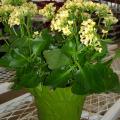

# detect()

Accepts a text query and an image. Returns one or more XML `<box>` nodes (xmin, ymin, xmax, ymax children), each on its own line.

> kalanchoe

<box><xmin>0</xmin><ymin>0</ymin><xmax>119</xmax><ymax>95</ymax></box>
<box><xmin>8</xmin><ymin>2</ymin><xmax>38</xmax><ymax>27</ymax></box>
<box><xmin>1</xmin><ymin>0</ymin><xmax>27</xmax><ymax>5</ymax></box>
<box><xmin>8</xmin><ymin>7</ymin><xmax>21</xmax><ymax>27</ymax></box>
<box><xmin>51</xmin><ymin>0</ymin><xmax>118</xmax><ymax>52</ymax></box>
<box><xmin>39</xmin><ymin>3</ymin><xmax>56</xmax><ymax>20</ymax></box>
<box><xmin>79</xmin><ymin>19</ymin><xmax>102</xmax><ymax>52</ymax></box>
<box><xmin>33</xmin><ymin>31</ymin><xmax>40</xmax><ymax>38</ymax></box>
<box><xmin>0</xmin><ymin>4</ymin><xmax>14</xmax><ymax>22</ymax></box>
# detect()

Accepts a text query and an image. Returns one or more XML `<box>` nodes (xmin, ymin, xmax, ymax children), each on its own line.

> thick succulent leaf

<box><xmin>0</xmin><ymin>48</ymin><xmax>29</xmax><ymax>68</ymax></box>
<box><xmin>9</xmin><ymin>49</ymin><xmax>28</xmax><ymax>68</ymax></box>
<box><xmin>0</xmin><ymin>44</ymin><xmax>9</xmax><ymax>52</ymax></box>
<box><xmin>72</xmin><ymin>63</ymin><xmax>120</xmax><ymax>95</ymax></box>
<box><xmin>62</xmin><ymin>40</ymin><xmax>76</xmax><ymax>56</ymax></box>
<box><xmin>0</xmin><ymin>57</ymin><xmax>10</xmax><ymax>67</ymax></box>
<box><xmin>10</xmin><ymin>36</ymin><xmax>30</xmax><ymax>48</ymax></box>
<box><xmin>32</xmin><ymin>29</ymin><xmax>52</xmax><ymax>55</ymax></box>
<box><xmin>44</xmin><ymin>69</ymin><xmax>71</xmax><ymax>88</ymax></box>
<box><xmin>15</xmin><ymin>68</ymin><xmax>41</xmax><ymax>88</ymax></box>
<box><xmin>43</xmin><ymin>49</ymin><xmax>70</xmax><ymax>70</ymax></box>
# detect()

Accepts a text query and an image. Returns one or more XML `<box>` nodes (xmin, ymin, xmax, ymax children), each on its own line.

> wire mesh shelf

<box><xmin>0</xmin><ymin>92</ymin><xmax>120</xmax><ymax>120</ymax></box>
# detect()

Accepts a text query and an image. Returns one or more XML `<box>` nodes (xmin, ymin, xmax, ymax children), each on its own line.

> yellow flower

<box><xmin>33</xmin><ymin>31</ymin><xmax>40</xmax><ymax>38</ymax></box>
<box><xmin>1</xmin><ymin>0</ymin><xmax>27</xmax><ymax>5</ymax></box>
<box><xmin>59</xmin><ymin>10</ymin><xmax>69</xmax><ymax>18</ymax></box>
<box><xmin>79</xmin><ymin>19</ymin><xmax>102</xmax><ymax>52</ymax></box>
<box><xmin>68</xmin><ymin>20</ymin><xmax>73</xmax><ymax>25</ymax></box>
<box><xmin>39</xmin><ymin>3</ymin><xmax>56</xmax><ymax>20</ymax></box>
<box><xmin>34</xmin><ymin>31</ymin><xmax>39</xmax><ymax>35</ymax></box>
<box><xmin>22</xmin><ymin>2</ymin><xmax>38</xmax><ymax>15</ymax></box>
<box><xmin>62</xmin><ymin>26</ymin><xmax>71</xmax><ymax>36</ymax></box>
<box><xmin>8</xmin><ymin>2</ymin><xmax>37</xmax><ymax>27</ymax></box>
<box><xmin>0</xmin><ymin>4</ymin><xmax>14</xmax><ymax>15</ymax></box>
<box><xmin>8</xmin><ymin>7</ymin><xmax>21</xmax><ymax>27</ymax></box>
<box><xmin>8</xmin><ymin>17</ymin><xmax>20</xmax><ymax>27</ymax></box>
<box><xmin>102</xmin><ymin>29</ymin><xmax>108</xmax><ymax>34</ymax></box>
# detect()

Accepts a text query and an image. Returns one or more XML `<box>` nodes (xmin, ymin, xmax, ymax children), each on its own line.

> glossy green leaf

<box><xmin>9</xmin><ymin>49</ymin><xmax>28</xmax><ymax>68</ymax></box>
<box><xmin>72</xmin><ymin>63</ymin><xmax>120</xmax><ymax>95</ymax></box>
<box><xmin>43</xmin><ymin>49</ymin><xmax>70</xmax><ymax>70</ymax></box>
<box><xmin>0</xmin><ymin>57</ymin><xmax>10</xmax><ymax>67</ymax></box>
<box><xmin>62</xmin><ymin>40</ymin><xmax>76</xmax><ymax>56</ymax></box>
<box><xmin>44</xmin><ymin>69</ymin><xmax>71</xmax><ymax>88</ymax></box>
<box><xmin>0</xmin><ymin>44</ymin><xmax>9</xmax><ymax>52</ymax></box>
<box><xmin>15</xmin><ymin>68</ymin><xmax>40</xmax><ymax>88</ymax></box>
<box><xmin>32</xmin><ymin>29</ymin><xmax>52</xmax><ymax>55</ymax></box>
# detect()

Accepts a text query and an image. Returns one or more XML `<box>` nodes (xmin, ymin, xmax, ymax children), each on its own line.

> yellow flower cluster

<box><xmin>0</xmin><ymin>4</ymin><xmax>14</xmax><ymax>22</ymax></box>
<box><xmin>39</xmin><ymin>3</ymin><xmax>56</xmax><ymax>20</ymax></box>
<box><xmin>104</xmin><ymin>16</ymin><xmax>118</xmax><ymax>26</ymax></box>
<box><xmin>21</xmin><ymin>2</ymin><xmax>38</xmax><ymax>15</ymax></box>
<box><xmin>51</xmin><ymin>9</ymin><xmax>73</xmax><ymax>36</ymax></box>
<box><xmin>64</xmin><ymin>0</ymin><xmax>82</xmax><ymax>9</ymax></box>
<box><xmin>83</xmin><ymin>1</ymin><xmax>118</xmax><ymax>26</ymax></box>
<box><xmin>1</xmin><ymin>0</ymin><xmax>27</xmax><ymax>5</ymax></box>
<box><xmin>8</xmin><ymin>2</ymin><xmax>38</xmax><ymax>27</ymax></box>
<box><xmin>79</xmin><ymin>19</ymin><xmax>102</xmax><ymax>52</ymax></box>
<box><xmin>50</xmin><ymin>0</ymin><xmax>117</xmax><ymax>52</ymax></box>
<box><xmin>32</xmin><ymin>31</ymin><xmax>41</xmax><ymax>38</ymax></box>
<box><xmin>0</xmin><ymin>4</ymin><xmax>14</xmax><ymax>15</ymax></box>
<box><xmin>8</xmin><ymin>7</ymin><xmax>21</xmax><ymax>27</ymax></box>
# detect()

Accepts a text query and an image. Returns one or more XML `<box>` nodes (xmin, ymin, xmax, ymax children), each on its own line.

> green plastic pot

<box><xmin>30</xmin><ymin>85</ymin><xmax>85</xmax><ymax>120</ymax></box>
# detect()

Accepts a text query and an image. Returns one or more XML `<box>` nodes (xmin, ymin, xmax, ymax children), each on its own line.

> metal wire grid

<box><xmin>0</xmin><ymin>94</ymin><xmax>38</xmax><ymax>120</ymax></box>
<box><xmin>0</xmin><ymin>67</ymin><xmax>15</xmax><ymax>83</ymax></box>
<box><xmin>84</xmin><ymin>93</ymin><xmax>120</xmax><ymax>115</ymax></box>
<box><xmin>0</xmin><ymin>92</ymin><xmax>120</xmax><ymax>120</ymax></box>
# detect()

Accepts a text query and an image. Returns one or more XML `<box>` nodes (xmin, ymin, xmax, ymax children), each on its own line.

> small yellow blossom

<box><xmin>103</xmin><ymin>16</ymin><xmax>118</xmax><ymax>25</ymax></box>
<box><xmin>62</xmin><ymin>26</ymin><xmax>71</xmax><ymax>36</ymax></box>
<box><xmin>22</xmin><ymin>2</ymin><xmax>38</xmax><ymax>15</ymax></box>
<box><xmin>68</xmin><ymin>21</ymin><xmax>73</xmax><ymax>25</ymax></box>
<box><xmin>102</xmin><ymin>29</ymin><xmax>108</xmax><ymax>34</ymax></box>
<box><xmin>1</xmin><ymin>0</ymin><xmax>27</xmax><ymax>5</ymax></box>
<box><xmin>0</xmin><ymin>4</ymin><xmax>14</xmax><ymax>15</ymax></box>
<box><xmin>79</xmin><ymin>19</ymin><xmax>102</xmax><ymax>52</ymax></box>
<box><xmin>34</xmin><ymin>31</ymin><xmax>39</xmax><ymax>35</ymax></box>
<box><xmin>59</xmin><ymin>10</ymin><xmax>69</xmax><ymax>18</ymax></box>
<box><xmin>33</xmin><ymin>31</ymin><xmax>40</xmax><ymax>38</ymax></box>
<box><xmin>8</xmin><ymin>7</ymin><xmax>21</xmax><ymax>27</ymax></box>
<box><xmin>39</xmin><ymin>3</ymin><xmax>56</xmax><ymax>20</ymax></box>
<box><xmin>8</xmin><ymin>2</ymin><xmax>37</xmax><ymax>27</ymax></box>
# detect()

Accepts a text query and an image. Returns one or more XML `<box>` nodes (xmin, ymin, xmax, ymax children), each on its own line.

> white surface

<box><xmin>101</xmin><ymin>99</ymin><xmax>120</xmax><ymax>120</ymax></box>
<box><xmin>0</xmin><ymin>82</ymin><xmax>13</xmax><ymax>94</ymax></box>
<box><xmin>0</xmin><ymin>93</ymin><xmax>32</xmax><ymax>118</ymax></box>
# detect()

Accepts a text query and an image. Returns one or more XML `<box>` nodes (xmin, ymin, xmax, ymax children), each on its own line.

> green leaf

<box><xmin>43</xmin><ymin>49</ymin><xmax>70</xmax><ymax>70</ymax></box>
<box><xmin>15</xmin><ymin>68</ymin><xmax>41</xmax><ymax>88</ymax></box>
<box><xmin>72</xmin><ymin>63</ymin><xmax>120</xmax><ymax>95</ymax></box>
<box><xmin>32</xmin><ymin>29</ymin><xmax>52</xmax><ymax>55</ymax></box>
<box><xmin>62</xmin><ymin>40</ymin><xmax>76</xmax><ymax>56</ymax></box>
<box><xmin>44</xmin><ymin>69</ymin><xmax>71</xmax><ymax>88</ymax></box>
<box><xmin>0</xmin><ymin>57</ymin><xmax>10</xmax><ymax>67</ymax></box>
<box><xmin>10</xmin><ymin>36</ymin><xmax>29</xmax><ymax>48</ymax></box>
<box><xmin>9</xmin><ymin>49</ymin><xmax>28</xmax><ymax>68</ymax></box>
<box><xmin>0</xmin><ymin>44</ymin><xmax>9</xmax><ymax>52</ymax></box>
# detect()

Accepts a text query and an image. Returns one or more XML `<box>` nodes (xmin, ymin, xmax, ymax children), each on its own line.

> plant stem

<box><xmin>3</xmin><ymin>39</ymin><xmax>9</xmax><ymax>47</ymax></box>
<box><xmin>12</xmin><ymin>27</ymin><xmax>18</xmax><ymax>36</ymax></box>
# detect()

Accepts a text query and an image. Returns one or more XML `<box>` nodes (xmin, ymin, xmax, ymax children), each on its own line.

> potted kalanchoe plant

<box><xmin>0</xmin><ymin>0</ymin><xmax>120</xmax><ymax>120</ymax></box>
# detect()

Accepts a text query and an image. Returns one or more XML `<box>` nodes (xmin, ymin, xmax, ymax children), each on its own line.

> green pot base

<box><xmin>30</xmin><ymin>85</ymin><xmax>85</xmax><ymax>120</ymax></box>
